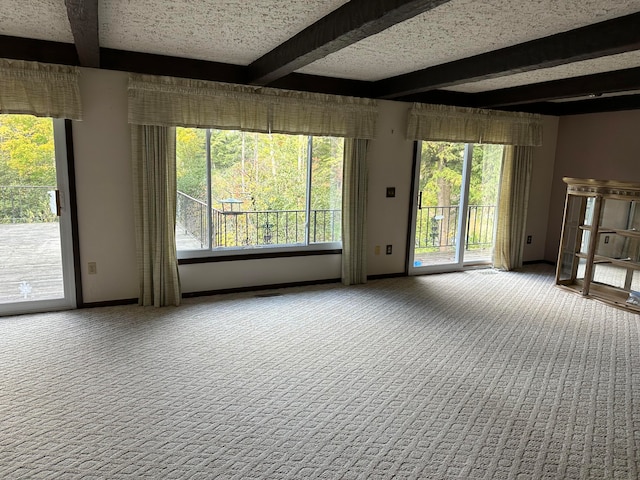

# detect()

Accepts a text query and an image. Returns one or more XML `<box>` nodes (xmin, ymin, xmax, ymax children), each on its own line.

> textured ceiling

<box><xmin>0</xmin><ymin>0</ymin><xmax>72</xmax><ymax>43</ymax></box>
<box><xmin>297</xmin><ymin>0</ymin><xmax>640</xmax><ymax>82</ymax></box>
<box><xmin>1</xmin><ymin>0</ymin><xmax>639</xmax><ymax>114</ymax></box>
<box><xmin>99</xmin><ymin>0</ymin><xmax>349</xmax><ymax>65</ymax></box>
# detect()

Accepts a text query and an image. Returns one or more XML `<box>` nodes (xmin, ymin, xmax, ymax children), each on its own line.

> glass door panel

<box><xmin>0</xmin><ymin>116</ymin><xmax>75</xmax><ymax>315</ymax></box>
<box><xmin>410</xmin><ymin>141</ymin><xmax>503</xmax><ymax>274</ymax></box>
<box><xmin>463</xmin><ymin>143</ymin><xmax>503</xmax><ymax>264</ymax></box>
<box><xmin>412</xmin><ymin>141</ymin><xmax>465</xmax><ymax>268</ymax></box>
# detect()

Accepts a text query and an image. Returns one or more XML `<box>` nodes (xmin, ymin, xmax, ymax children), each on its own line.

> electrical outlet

<box><xmin>526</xmin><ymin>235</ymin><xmax>532</xmax><ymax>244</ymax></box>
<box><xmin>386</xmin><ymin>245</ymin><xmax>392</xmax><ymax>255</ymax></box>
<box><xmin>386</xmin><ymin>187</ymin><xmax>395</xmax><ymax>198</ymax></box>
<box><xmin>604</xmin><ymin>235</ymin><xmax>610</xmax><ymax>244</ymax></box>
<box><xmin>88</xmin><ymin>262</ymin><xmax>97</xmax><ymax>275</ymax></box>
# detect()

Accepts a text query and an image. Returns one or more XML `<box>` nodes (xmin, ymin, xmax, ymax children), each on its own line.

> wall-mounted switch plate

<box><xmin>386</xmin><ymin>187</ymin><xmax>395</xmax><ymax>198</ymax></box>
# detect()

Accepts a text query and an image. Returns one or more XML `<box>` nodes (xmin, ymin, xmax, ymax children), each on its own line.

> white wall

<box><xmin>73</xmin><ymin>68</ymin><xmax>137</xmax><ymax>303</ymax></box>
<box><xmin>523</xmin><ymin>115</ymin><xmax>559</xmax><ymax>262</ymax></box>
<box><xmin>70</xmin><ymin>69</ymin><xmax>560</xmax><ymax>303</ymax></box>
<box><xmin>366</xmin><ymin>100</ymin><xmax>415</xmax><ymax>276</ymax></box>
<box><xmin>545</xmin><ymin>110</ymin><xmax>640</xmax><ymax>261</ymax></box>
<box><xmin>180</xmin><ymin>255</ymin><xmax>342</xmax><ymax>293</ymax></box>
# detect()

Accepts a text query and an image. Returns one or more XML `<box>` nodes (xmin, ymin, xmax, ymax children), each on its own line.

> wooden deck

<box><xmin>414</xmin><ymin>246</ymin><xmax>494</xmax><ymax>267</ymax></box>
<box><xmin>0</xmin><ymin>223</ymin><xmax>203</xmax><ymax>305</ymax></box>
<box><xmin>0</xmin><ymin>222</ymin><xmax>64</xmax><ymax>304</ymax></box>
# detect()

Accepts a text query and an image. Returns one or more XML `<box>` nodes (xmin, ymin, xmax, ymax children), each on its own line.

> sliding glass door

<box><xmin>0</xmin><ymin>116</ymin><xmax>76</xmax><ymax>315</ymax></box>
<box><xmin>409</xmin><ymin>141</ymin><xmax>503</xmax><ymax>274</ymax></box>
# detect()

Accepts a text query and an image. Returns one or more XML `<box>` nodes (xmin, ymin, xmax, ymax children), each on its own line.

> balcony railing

<box><xmin>415</xmin><ymin>205</ymin><xmax>496</xmax><ymax>251</ymax></box>
<box><xmin>0</xmin><ymin>186</ymin><xmax>57</xmax><ymax>223</ymax></box>
<box><xmin>177</xmin><ymin>191</ymin><xmax>341</xmax><ymax>249</ymax></box>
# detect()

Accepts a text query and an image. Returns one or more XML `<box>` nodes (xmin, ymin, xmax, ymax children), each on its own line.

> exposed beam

<box><xmin>100</xmin><ymin>49</ymin><xmax>247</xmax><ymax>84</ymax></box>
<box><xmin>473</xmin><ymin>67</ymin><xmax>640</xmax><ymax>108</ymax></box>
<box><xmin>498</xmin><ymin>94</ymin><xmax>640</xmax><ymax>116</ymax></box>
<box><xmin>65</xmin><ymin>0</ymin><xmax>100</xmax><ymax>67</ymax></box>
<box><xmin>547</xmin><ymin>94</ymin><xmax>640</xmax><ymax>116</ymax></box>
<box><xmin>374</xmin><ymin>12</ymin><xmax>640</xmax><ymax>99</ymax></box>
<box><xmin>247</xmin><ymin>0</ymin><xmax>453</xmax><ymax>85</ymax></box>
<box><xmin>0</xmin><ymin>35</ymin><xmax>79</xmax><ymax>65</ymax></box>
<box><xmin>268</xmin><ymin>72</ymin><xmax>375</xmax><ymax>98</ymax></box>
<box><xmin>100</xmin><ymin>49</ymin><xmax>374</xmax><ymax>99</ymax></box>
<box><xmin>394</xmin><ymin>89</ymin><xmax>475</xmax><ymax>106</ymax></box>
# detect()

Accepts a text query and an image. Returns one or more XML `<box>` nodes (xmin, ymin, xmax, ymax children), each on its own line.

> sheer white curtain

<box><xmin>406</xmin><ymin>103</ymin><xmax>542</xmax><ymax>270</ymax></box>
<box><xmin>342</xmin><ymin>139</ymin><xmax>369</xmax><ymax>285</ymax></box>
<box><xmin>493</xmin><ymin>146</ymin><xmax>533</xmax><ymax>270</ymax></box>
<box><xmin>131</xmin><ymin>125</ymin><xmax>181</xmax><ymax>306</ymax></box>
<box><xmin>0</xmin><ymin>58</ymin><xmax>82</xmax><ymax>119</ymax></box>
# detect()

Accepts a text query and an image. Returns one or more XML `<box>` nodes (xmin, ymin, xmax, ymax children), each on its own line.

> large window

<box><xmin>176</xmin><ymin>128</ymin><xmax>344</xmax><ymax>254</ymax></box>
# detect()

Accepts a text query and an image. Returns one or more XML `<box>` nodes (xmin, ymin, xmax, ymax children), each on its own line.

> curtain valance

<box><xmin>407</xmin><ymin>103</ymin><xmax>543</xmax><ymax>146</ymax></box>
<box><xmin>127</xmin><ymin>74</ymin><xmax>378</xmax><ymax>139</ymax></box>
<box><xmin>0</xmin><ymin>59</ymin><xmax>82</xmax><ymax>120</ymax></box>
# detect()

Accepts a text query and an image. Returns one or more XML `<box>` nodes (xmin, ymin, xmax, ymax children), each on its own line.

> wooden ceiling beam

<box><xmin>374</xmin><ymin>12</ymin><xmax>640</xmax><ymax>99</ymax></box>
<box><xmin>65</xmin><ymin>0</ymin><xmax>100</xmax><ymax>68</ymax></box>
<box><xmin>247</xmin><ymin>0</ymin><xmax>453</xmax><ymax>86</ymax></box>
<box><xmin>550</xmin><ymin>94</ymin><xmax>640</xmax><ymax>116</ymax></box>
<box><xmin>0</xmin><ymin>35</ymin><xmax>79</xmax><ymax>65</ymax></box>
<box><xmin>472</xmin><ymin>67</ymin><xmax>640</xmax><ymax>108</ymax></box>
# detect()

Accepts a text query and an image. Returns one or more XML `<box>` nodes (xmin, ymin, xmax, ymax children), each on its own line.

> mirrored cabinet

<box><xmin>556</xmin><ymin>178</ymin><xmax>640</xmax><ymax>313</ymax></box>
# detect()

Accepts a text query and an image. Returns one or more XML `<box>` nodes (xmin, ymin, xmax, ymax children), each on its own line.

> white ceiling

<box><xmin>1</xmin><ymin>0</ymin><xmax>640</xmax><ymax>111</ymax></box>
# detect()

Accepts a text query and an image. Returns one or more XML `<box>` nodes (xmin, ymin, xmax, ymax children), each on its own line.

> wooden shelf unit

<box><xmin>555</xmin><ymin>178</ymin><xmax>640</xmax><ymax>314</ymax></box>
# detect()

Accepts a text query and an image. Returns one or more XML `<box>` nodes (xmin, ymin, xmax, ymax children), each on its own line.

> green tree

<box><xmin>176</xmin><ymin>127</ymin><xmax>206</xmax><ymax>199</ymax></box>
<box><xmin>0</xmin><ymin>115</ymin><xmax>55</xmax><ymax>186</ymax></box>
<box><xmin>419</xmin><ymin>141</ymin><xmax>465</xmax><ymax>208</ymax></box>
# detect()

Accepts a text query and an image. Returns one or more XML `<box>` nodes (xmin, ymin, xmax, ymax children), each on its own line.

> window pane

<box><xmin>414</xmin><ymin>141</ymin><xmax>465</xmax><ymax>265</ymax></box>
<box><xmin>0</xmin><ymin>114</ymin><xmax>64</xmax><ymax>303</ymax></box>
<box><xmin>465</xmin><ymin>143</ymin><xmax>503</xmax><ymax>262</ymax></box>
<box><xmin>310</xmin><ymin>136</ymin><xmax>343</xmax><ymax>244</ymax></box>
<box><xmin>213</xmin><ymin>132</ymin><xmax>308</xmax><ymax>248</ymax></box>
<box><xmin>176</xmin><ymin>129</ymin><xmax>343</xmax><ymax>252</ymax></box>
<box><xmin>176</xmin><ymin>127</ymin><xmax>208</xmax><ymax>250</ymax></box>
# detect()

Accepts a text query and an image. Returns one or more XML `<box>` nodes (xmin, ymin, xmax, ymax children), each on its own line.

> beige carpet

<box><xmin>1</xmin><ymin>264</ymin><xmax>639</xmax><ymax>479</ymax></box>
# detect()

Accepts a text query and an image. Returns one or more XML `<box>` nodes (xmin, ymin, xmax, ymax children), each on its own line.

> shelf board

<box><xmin>587</xmin><ymin>283</ymin><xmax>640</xmax><ymax>313</ymax></box>
<box><xmin>598</xmin><ymin>227</ymin><xmax>640</xmax><ymax>239</ymax></box>
<box><xmin>557</xmin><ymin>282</ymin><xmax>640</xmax><ymax>314</ymax></box>
<box><xmin>592</xmin><ymin>254</ymin><xmax>640</xmax><ymax>270</ymax></box>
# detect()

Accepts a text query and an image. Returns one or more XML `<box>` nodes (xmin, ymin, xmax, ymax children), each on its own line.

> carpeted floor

<box><xmin>1</xmin><ymin>264</ymin><xmax>639</xmax><ymax>479</ymax></box>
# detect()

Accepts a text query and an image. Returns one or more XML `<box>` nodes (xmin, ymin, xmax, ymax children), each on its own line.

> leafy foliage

<box><xmin>176</xmin><ymin>128</ymin><xmax>344</xmax><ymax>213</ymax></box>
<box><xmin>416</xmin><ymin>141</ymin><xmax>503</xmax><ymax>253</ymax></box>
<box><xmin>0</xmin><ymin>115</ymin><xmax>56</xmax><ymax>186</ymax></box>
<box><xmin>0</xmin><ymin>115</ymin><xmax>57</xmax><ymax>223</ymax></box>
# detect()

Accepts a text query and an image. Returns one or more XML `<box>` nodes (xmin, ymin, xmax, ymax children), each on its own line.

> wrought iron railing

<box><xmin>176</xmin><ymin>191</ymin><xmax>341</xmax><ymax>249</ymax></box>
<box><xmin>415</xmin><ymin>204</ymin><xmax>497</xmax><ymax>251</ymax></box>
<box><xmin>0</xmin><ymin>185</ymin><xmax>57</xmax><ymax>223</ymax></box>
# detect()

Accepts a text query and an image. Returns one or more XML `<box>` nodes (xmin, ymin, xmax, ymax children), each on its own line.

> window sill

<box><xmin>178</xmin><ymin>246</ymin><xmax>342</xmax><ymax>265</ymax></box>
